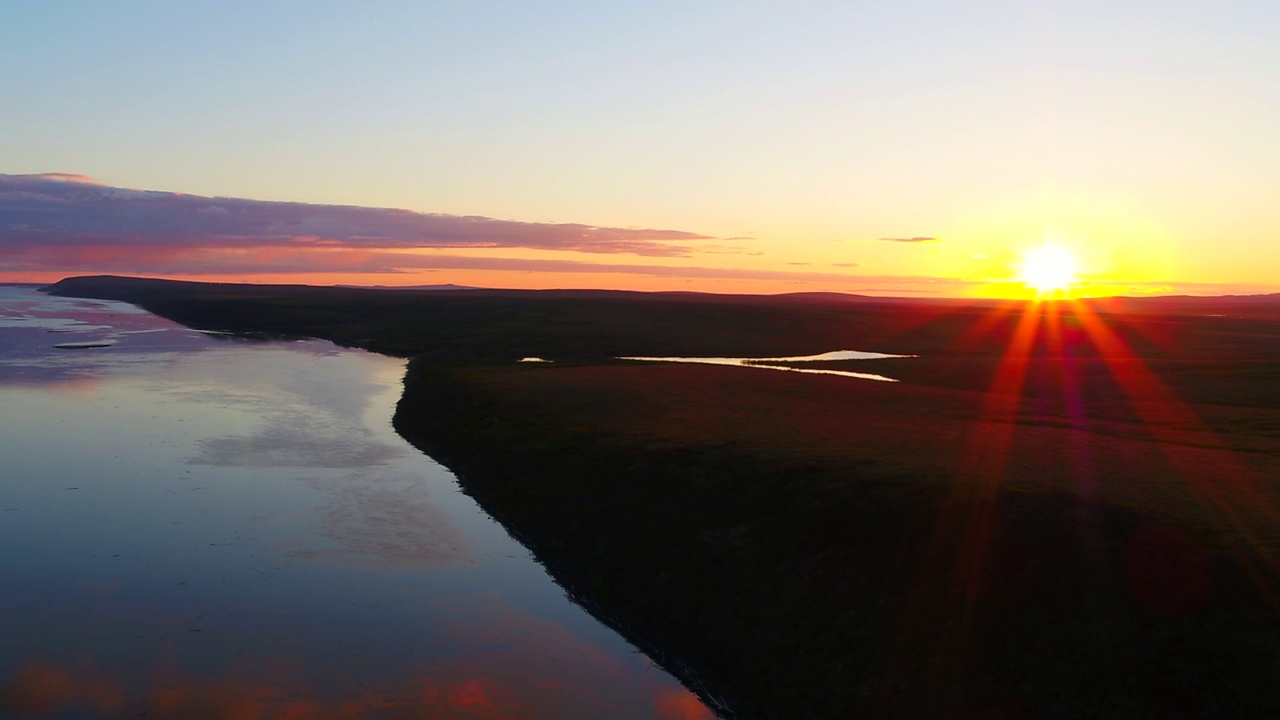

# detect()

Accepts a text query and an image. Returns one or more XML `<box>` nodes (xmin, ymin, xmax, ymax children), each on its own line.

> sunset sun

<box><xmin>1017</xmin><ymin>242</ymin><xmax>1080</xmax><ymax>297</ymax></box>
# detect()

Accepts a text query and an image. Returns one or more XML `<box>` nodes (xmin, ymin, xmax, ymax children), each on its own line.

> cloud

<box><xmin>23</xmin><ymin>172</ymin><xmax>102</xmax><ymax>185</ymax></box>
<box><xmin>0</xmin><ymin>243</ymin><xmax>899</xmax><ymax>284</ymax></box>
<box><xmin>879</xmin><ymin>236</ymin><xmax>938</xmax><ymax>243</ymax></box>
<box><xmin>0</xmin><ymin>173</ymin><xmax>711</xmax><ymax>257</ymax></box>
<box><xmin>0</xmin><ymin>175</ymin><xmax>995</xmax><ymax>294</ymax></box>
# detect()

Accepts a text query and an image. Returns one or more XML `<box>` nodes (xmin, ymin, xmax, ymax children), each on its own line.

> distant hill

<box><xmin>41</xmin><ymin>275</ymin><xmax>1280</xmax><ymax>314</ymax></box>
<box><xmin>337</xmin><ymin>283</ymin><xmax>481</xmax><ymax>291</ymax></box>
<box><xmin>1085</xmin><ymin>293</ymin><xmax>1280</xmax><ymax>318</ymax></box>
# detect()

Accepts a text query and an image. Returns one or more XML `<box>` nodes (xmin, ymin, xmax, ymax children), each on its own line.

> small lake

<box><xmin>618</xmin><ymin>350</ymin><xmax>909</xmax><ymax>382</ymax></box>
<box><xmin>0</xmin><ymin>286</ymin><xmax>713</xmax><ymax>719</ymax></box>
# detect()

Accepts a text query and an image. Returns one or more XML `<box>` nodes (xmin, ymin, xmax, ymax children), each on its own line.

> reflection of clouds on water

<box><xmin>0</xmin><ymin>288</ymin><xmax>217</xmax><ymax>386</ymax></box>
<box><xmin>170</xmin><ymin>348</ymin><xmax>470</xmax><ymax>572</ymax></box>
<box><xmin>177</xmin><ymin>349</ymin><xmax>407</xmax><ymax>470</ymax></box>
<box><xmin>0</xmin><ymin>593</ymin><xmax>711</xmax><ymax>719</ymax></box>
<box><xmin>292</xmin><ymin>472</ymin><xmax>471</xmax><ymax>571</ymax></box>
<box><xmin>0</xmin><ymin>626</ymin><xmax>712</xmax><ymax>720</ymax></box>
<box><xmin>0</xmin><ymin>315</ymin><xmax>112</xmax><ymax>331</ymax></box>
<box><xmin>191</xmin><ymin>424</ymin><xmax>403</xmax><ymax>468</ymax></box>
<box><xmin>156</xmin><ymin>347</ymin><xmax>379</xmax><ymax>421</ymax></box>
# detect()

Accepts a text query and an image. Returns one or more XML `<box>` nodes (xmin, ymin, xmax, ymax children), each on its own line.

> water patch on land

<box><xmin>618</xmin><ymin>349</ymin><xmax>913</xmax><ymax>382</ymax></box>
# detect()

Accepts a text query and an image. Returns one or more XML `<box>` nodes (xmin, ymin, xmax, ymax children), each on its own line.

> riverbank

<box><xmin>391</xmin><ymin>358</ymin><xmax>1280</xmax><ymax>718</ymax></box>
<box><xmin>45</xmin><ymin>275</ymin><xmax>1280</xmax><ymax>717</ymax></box>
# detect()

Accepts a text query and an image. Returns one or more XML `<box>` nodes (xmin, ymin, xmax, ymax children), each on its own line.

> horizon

<box><xmin>24</xmin><ymin>273</ymin><xmax>1280</xmax><ymax>305</ymax></box>
<box><xmin>3</xmin><ymin>4</ymin><xmax>1279</xmax><ymax>297</ymax></box>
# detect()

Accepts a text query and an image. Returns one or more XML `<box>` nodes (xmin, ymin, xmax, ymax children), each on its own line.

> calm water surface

<box><xmin>0</xmin><ymin>286</ymin><xmax>713</xmax><ymax>719</ymax></box>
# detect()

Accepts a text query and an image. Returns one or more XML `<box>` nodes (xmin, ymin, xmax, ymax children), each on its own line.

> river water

<box><xmin>0</xmin><ymin>286</ymin><xmax>713</xmax><ymax>719</ymax></box>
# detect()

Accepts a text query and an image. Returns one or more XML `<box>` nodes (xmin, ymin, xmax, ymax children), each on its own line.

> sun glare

<box><xmin>1017</xmin><ymin>243</ymin><xmax>1079</xmax><ymax>297</ymax></box>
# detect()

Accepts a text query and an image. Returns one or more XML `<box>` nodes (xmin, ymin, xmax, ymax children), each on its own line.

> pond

<box><xmin>618</xmin><ymin>350</ymin><xmax>911</xmax><ymax>382</ymax></box>
<box><xmin>0</xmin><ymin>286</ymin><xmax>713</xmax><ymax>719</ymax></box>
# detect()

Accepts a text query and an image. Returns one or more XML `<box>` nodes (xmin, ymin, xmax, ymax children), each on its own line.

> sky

<box><xmin>2</xmin><ymin>1</ymin><xmax>1278</xmax><ymax>297</ymax></box>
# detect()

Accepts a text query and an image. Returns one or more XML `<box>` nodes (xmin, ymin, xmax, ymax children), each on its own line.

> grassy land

<box><xmin>46</xmin><ymin>275</ymin><xmax>1280</xmax><ymax>718</ymax></box>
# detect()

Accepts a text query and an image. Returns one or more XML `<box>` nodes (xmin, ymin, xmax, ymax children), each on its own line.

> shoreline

<box><xmin>388</xmin><ymin>360</ymin><xmax>1280</xmax><ymax>718</ymax></box>
<box><xmin>391</xmin><ymin>365</ymin><xmax>740</xmax><ymax>716</ymax></box>
<box><xmin>43</xmin><ymin>275</ymin><xmax>1280</xmax><ymax>718</ymax></box>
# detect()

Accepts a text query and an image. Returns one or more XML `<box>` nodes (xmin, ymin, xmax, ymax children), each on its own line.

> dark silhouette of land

<box><xmin>45</xmin><ymin>275</ymin><xmax>1280</xmax><ymax>718</ymax></box>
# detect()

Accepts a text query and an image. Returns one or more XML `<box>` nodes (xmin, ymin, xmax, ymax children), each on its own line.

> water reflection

<box><xmin>0</xmin><ymin>287</ymin><xmax>713</xmax><ymax>719</ymax></box>
<box><xmin>292</xmin><ymin>471</ymin><xmax>472</xmax><ymax>571</ymax></box>
<box><xmin>3</xmin><ymin>593</ymin><xmax>665</xmax><ymax>718</ymax></box>
<box><xmin>0</xmin><ymin>285</ymin><xmax>230</xmax><ymax>387</ymax></box>
<box><xmin>52</xmin><ymin>339</ymin><xmax>118</xmax><ymax>349</ymax></box>
<box><xmin>619</xmin><ymin>349</ymin><xmax>911</xmax><ymax>382</ymax></box>
<box><xmin>192</xmin><ymin>426</ymin><xmax>404</xmax><ymax>468</ymax></box>
<box><xmin>2</xmin><ymin>643</ymin><xmax>714</xmax><ymax>720</ymax></box>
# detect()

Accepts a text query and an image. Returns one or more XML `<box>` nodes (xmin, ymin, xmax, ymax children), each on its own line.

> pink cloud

<box><xmin>0</xmin><ymin>241</ymin><xmax>975</xmax><ymax>288</ymax></box>
<box><xmin>0</xmin><ymin>174</ymin><xmax>1026</xmax><ymax>294</ymax></box>
<box><xmin>0</xmin><ymin>173</ymin><xmax>712</xmax><ymax>257</ymax></box>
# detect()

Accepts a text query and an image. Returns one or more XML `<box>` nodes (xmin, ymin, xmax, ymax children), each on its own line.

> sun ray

<box><xmin>881</xmin><ymin>295</ymin><xmax>1280</xmax><ymax>708</ymax></box>
<box><xmin>1065</xmin><ymin>300</ymin><xmax>1280</xmax><ymax>613</ymax></box>
<box><xmin>881</xmin><ymin>300</ymin><xmax>1046</xmax><ymax>708</ymax></box>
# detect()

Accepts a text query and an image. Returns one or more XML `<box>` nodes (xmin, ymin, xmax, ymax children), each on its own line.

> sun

<box><xmin>1017</xmin><ymin>242</ymin><xmax>1080</xmax><ymax>297</ymax></box>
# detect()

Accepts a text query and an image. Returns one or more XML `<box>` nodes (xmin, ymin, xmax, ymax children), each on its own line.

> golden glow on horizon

<box><xmin>1016</xmin><ymin>242</ymin><xmax>1080</xmax><ymax>298</ymax></box>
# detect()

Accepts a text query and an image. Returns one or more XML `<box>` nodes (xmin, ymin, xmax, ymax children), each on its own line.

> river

<box><xmin>0</xmin><ymin>286</ymin><xmax>713</xmax><ymax>719</ymax></box>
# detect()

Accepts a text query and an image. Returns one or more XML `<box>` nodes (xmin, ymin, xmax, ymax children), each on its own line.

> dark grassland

<box><xmin>47</xmin><ymin>275</ymin><xmax>1280</xmax><ymax>718</ymax></box>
